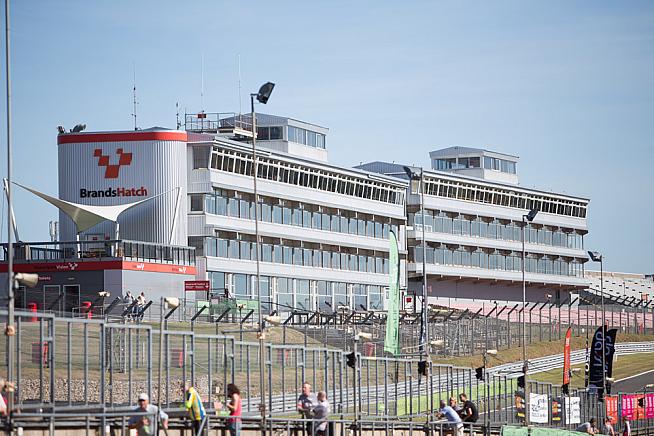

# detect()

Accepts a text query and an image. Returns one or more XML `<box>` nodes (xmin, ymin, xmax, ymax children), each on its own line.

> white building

<box><xmin>358</xmin><ymin>146</ymin><xmax>590</xmax><ymax>308</ymax></box>
<box><xmin>185</xmin><ymin>112</ymin><xmax>408</xmax><ymax>313</ymax></box>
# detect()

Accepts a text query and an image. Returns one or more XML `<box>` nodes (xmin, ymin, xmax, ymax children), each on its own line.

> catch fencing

<box><xmin>2</xmin><ymin>308</ymin><xmax>653</xmax><ymax>435</ymax></box>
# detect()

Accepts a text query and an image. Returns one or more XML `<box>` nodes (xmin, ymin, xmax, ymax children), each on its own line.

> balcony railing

<box><xmin>1</xmin><ymin>239</ymin><xmax>196</xmax><ymax>266</ymax></box>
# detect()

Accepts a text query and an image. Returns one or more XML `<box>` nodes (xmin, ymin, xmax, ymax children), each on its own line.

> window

<box><xmin>190</xmin><ymin>194</ymin><xmax>203</xmax><ymax>212</ymax></box>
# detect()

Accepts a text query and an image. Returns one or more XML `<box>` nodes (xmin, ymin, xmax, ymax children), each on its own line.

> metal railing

<box><xmin>2</xmin><ymin>308</ymin><xmax>653</xmax><ymax>435</ymax></box>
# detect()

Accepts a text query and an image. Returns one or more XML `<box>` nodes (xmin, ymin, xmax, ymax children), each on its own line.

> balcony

<box><xmin>1</xmin><ymin>240</ymin><xmax>196</xmax><ymax>266</ymax></box>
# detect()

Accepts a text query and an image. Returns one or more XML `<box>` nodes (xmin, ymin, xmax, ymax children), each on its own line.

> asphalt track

<box><xmin>612</xmin><ymin>369</ymin><xmax>654</xmax><ymax>393</ymax></box>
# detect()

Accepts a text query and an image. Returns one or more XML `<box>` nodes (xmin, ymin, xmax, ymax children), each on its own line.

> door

<box><xmin>63</xmin><ymin>285</ymin><xmax>80</xmax><ymax>314</ymax></box>
<box><xmin>43</xmin><ymin>285</ymin><xmax>62</xmax><ymax>313</ymax></box>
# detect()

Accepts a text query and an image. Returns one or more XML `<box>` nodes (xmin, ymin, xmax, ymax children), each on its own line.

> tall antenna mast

<box><xmin>237</xmin><ymin>54</ymin><xmax>242</xmax><ymax>115</ymax></box>
<box><xmin>132</xmin><ymin>62</ymin><xmax>138</xmax><ymax>131</ymax></box>
<box><xmin>176</xmin><ymin>102</ymin><xmax>181</xmax><ymax>130</ymax></box>
<box><xmin>200</xmin><ymin>54</ymin><xmax>204</xmax><ymax>112</ymax></box>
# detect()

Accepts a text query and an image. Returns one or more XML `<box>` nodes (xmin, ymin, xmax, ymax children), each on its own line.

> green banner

<box><xmin>384</xmin><ymin>230</ymin><xmax>401</xmax><ymax>356</ymax></box>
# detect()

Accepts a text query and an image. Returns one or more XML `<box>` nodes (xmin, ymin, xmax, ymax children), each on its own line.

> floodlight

<box><xmin>571</xmin><ymin>368</ymin><xmax>582</xmax><ymax>373</ymax></box>
<box><xmin>256</xmin><ymin>82</ymin><xmax>275</xmax><ymax>104</ymax></box>
<box><xmin>98</xmin><ymin>291</ymin><xmax>110</xmax><ymax>297</ymax></box>
<box><xmin>15</xmin><ymin>273</ymin><xmax>39</xmax><ymax>288</ymax></box>
<box><xmin>588</xmin><ymin>251</ymin><xmax>603</xmax><ymax>262</ymax></box>
<box><xmin>486</xmin><ymin>349</ymin><xmax>498</xmax><ymax>356</ymax></box>
<box><xmin>525</xmin><ymin>208</ymin><xmax>538</xmax><ymax>222</ymax></box>
<box><xmin>71</xmin><ymin>123</ymin><xmax>86</xmax><ymax>133</ymax></box>
<box><xmin>430</xmin><ymin>339</ymin><xmax>444</xmax><ymax>347</ymax></box>
<box><xmin>263</xmin><ymin>315</ymin><xmax>282</xmax><ymax>326</ymax></box>
<box><xmin>606</xmin><ymin>377</ymin><xmax>615</xmax><ymax>383</ymax></box>
<box><xmin>356</xmin><ymin>332</ymin><xmax>373</xmax><ymax>341</ymax></box>
<box><xmin>164</xmin><ymin>297</ymin><xmax>179</xmax><ymax>309</ymax></box>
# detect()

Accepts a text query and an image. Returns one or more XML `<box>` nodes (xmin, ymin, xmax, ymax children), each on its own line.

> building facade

<box><xmin>358</xmin><ymin>146</ymin><xmax>590</xmax><ymax>308</ymax></box>
<box><xmin>185</xmin><ymin>113</ymin><xmax>407</xmax><ymax>313</ymax></box>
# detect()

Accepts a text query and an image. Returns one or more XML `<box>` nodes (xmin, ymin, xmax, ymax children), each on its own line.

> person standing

<box><xmin>297</xmin><ymin>382</ymin><xmax>318</xmax><ymax>436</ymax></box>
<box><xmin>312</xmin><ymin>391</ymin><xmax>330</xmax><ymax>436</ymax></box>
<box><xmin>458</xmin><ymin>393</ymin><xmax>479</xmax><ymax>423</ymax></box>
<box><xmin>124</xmin><ymin>291</ymin><xmax>135</xmax><ymax>320</ymax></box>
<box><xmin>137</xmin><ymin>292</ymin><xmax>146</xmax><ymax>321</ymax></box>
<box><xmin>183</xmin><ymin>383</ymin><xmax>206</xmax><ymax>435</ymax></box>
<box><xmin>622</xmin><ymin>416</ymin><xmax>631</xmax><ymax>436</ymax></box>
<box><xmin>226</xmin><ymin>384</ymin><xmax>242</xmax><ymax>436</ymax></box>
<box><xmin>437</xmin><ymin>399</ymin><xmax>463</xmax><ymax>436</ymax></box>
<box><xmin>128</xmin><ymin>393</ymin><xmax>168</xmax><ymax>436</ymax></box>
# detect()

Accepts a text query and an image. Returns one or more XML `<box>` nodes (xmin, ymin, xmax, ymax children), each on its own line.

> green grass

<box><xmin>531</xmin><ymin>352</ymin><xmax>654</xmax><ymax>388</ymax></box>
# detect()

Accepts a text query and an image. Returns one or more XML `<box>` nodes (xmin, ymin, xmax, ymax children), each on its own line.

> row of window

<box><xmin>422</xmin><ymin>177</ymin><xmax>587</xmax><ymax>218</ymax></box>
<box><xmin>433</xmin><ymin>156</ymin><xmax>517</xmax><ymax>174</ymax></box>
<box><xmin>201</xmin><ymin>237</ymin><xmax>391</xmax><ymax>274</ymax></box>
<box><xmin>209</xmin><ymin>147</ymin><xmax>406</xmax><ymax>205</ymax></box>
<box><xmin>287</xmin><ymin>126</ymin><xmax>326</xmax><ymax>149</ymax></box>
<box><xmin>194</xmin><ymin>189</ymin><xmax>398</xmax><ymax>240</ymax></box>
<box><xmin>411</xmin><ymin>245</ymin><xmax>584</xmax><ymax>277</ymax></box>
<box><xmin>209</xmin><ymin>272</ymin><xmax>384</xmax><ymax>311</ymax></box>
<box><xmin>409</xmin><ymin>211</ymin><xmax>584</xmax><ymax>250</ymax></box>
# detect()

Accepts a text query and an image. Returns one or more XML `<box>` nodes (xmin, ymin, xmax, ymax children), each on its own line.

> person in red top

<box><xmin>226</xmin><ymin>384</ymin><xmax>242</xmax><ymax>436</ymax></box>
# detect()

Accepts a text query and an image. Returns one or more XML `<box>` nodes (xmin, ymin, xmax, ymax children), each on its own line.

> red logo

<box><xmin>94</xmin><ymin>148</ymin><xmax>133</xmax><ymax>179</ymax></box>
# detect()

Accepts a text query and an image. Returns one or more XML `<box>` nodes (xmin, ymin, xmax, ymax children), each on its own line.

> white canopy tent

<box><xmin>12</xmin><ymin>181</ymin><xmax>179</xmax><ymax>240</ymax></box>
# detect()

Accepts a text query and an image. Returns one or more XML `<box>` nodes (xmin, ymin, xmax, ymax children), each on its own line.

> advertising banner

<box><xmin>622</xmin><ymin>395</ymin><xmax>636</xmax><ymax>420</ymax></box>
<box><xmin>605</xmin><ymin>396</ymin><xmax>618</xmax><ymax>423</ymax></box>
<box><xmin>529</xmin><ymin>393</ymin><xmax>549</xmax><ymax>424</ymax></box>
<box><xmin>565</xmin><ymin>397</ymin><xmax>581</xmax><ymax>425</ymax></box>
<box><xmin>646</xmin><ymin>394</ymin><xmax>654</xmax><ymax>419</ymax></box>
<box><xmin>383</xmin><ymin>230</ymin><xmax>401</xmax><ymax>356</ymax></box>
<box><xmin>635</xmin><ymin>394</ymin><xmax>646</xmax><ymax>420</ymax></box>
<box><xmin>551</xmin><ymin>397</ymin><xmax>562</xmax><ymax>423</ymax></box>
<box><xmin>588</xmin><ymin>326</ymin><xmax>618</xmax><ymax>396</ymax></box>
<box><xmin>563</xmin><ymin>327</ymin><xmax>572</xmax><ymax>393</ymax></box>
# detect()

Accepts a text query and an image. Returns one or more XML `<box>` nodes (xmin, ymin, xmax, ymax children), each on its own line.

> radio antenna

<box><xmin>200</xmin><ymin>54</ymin><xmax>204</xmax><ymax>112</ymax></box>
<box><xmin>132</xmin><ymin>62</ymin><xmax>138</xmax><ymax>131</ymax></box>
<box><xmin>237</xmin><ymin>54</ymin><xmax>242</xmax><ymax>115</ymax></box>
<box><xmin>176</xmin><ymin>102</ymin><xmax>181</xmax><ymax>130</ymax></box>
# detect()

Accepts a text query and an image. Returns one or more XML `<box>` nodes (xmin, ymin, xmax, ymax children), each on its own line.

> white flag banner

<box><xmin>565</xmin><ymin>396</ymin><xmax>581</xmax><ymax>424</ymax></box>
<box><xmin>529</xmin><ymin>393</ymin><xmax>549</xmax><ymax>424</ymax></box>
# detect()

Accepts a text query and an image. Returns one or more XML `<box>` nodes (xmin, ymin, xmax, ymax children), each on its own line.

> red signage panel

<box><xmin>184</xmin><ymin>280</ymin><xmax>210</xmax><ymax>292</ymax></box>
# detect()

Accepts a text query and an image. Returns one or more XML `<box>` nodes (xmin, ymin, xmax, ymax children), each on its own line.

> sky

<box><xmin>0</xmin><ymin>1</ymin><xmax>652</xmax><ymax>273</ymax></box>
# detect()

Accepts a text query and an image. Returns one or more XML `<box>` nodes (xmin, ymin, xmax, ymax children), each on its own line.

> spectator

<box><xmin>576</xmin><ymin>418</ymin><xmax>597</xmax><ymax>435</ymax></box>
<box><xmin>136</xmin><ymin>292</ymin><xmax>146</xmax><ymax>321</ymax></box>
<box><xmin>603</xmin><ymin>417</ymin><xmax>615</xmax><ymax>436</ymax></box>
<box><xmin>312</xmin><ymin>391</ymin><xmax>329</xmax><ymax>436</ymax></box>
<box><xmin>124</xmin><ymin>291</ymin><xmax>135</xmax><ymax>319</ymax></box>
<box><xmin>438</xmin><ymin>399</ymin><xmax>463</xmax><ymax>436</ymax></box>
<box><xmin>622</xmin><ymin>416</ymin><xmax>631</xmax><ymax>436</ymax></box>
<box><xmin>0</xmin><ymin>378</ymin><xmax>7</xmax><ymax>416</ymax></box>
<box><xmin>225</xmin><ymin>384</ymin><xmax>242</xmax><ymax>436</ymax></box>
<box><xmin>297</xmin><ymin>382</ymin><xmax>318</xmax><ymax>436</ymax></box>
<box><xmin>183</xmin><ymin>382</ymin><xmax>206</xmax><ymax>435</ymax></box>
<box><xmin>128</xmin><ymin>393</ymin><xmax>168</xmax><ymax>436</ymax></box>
<box><xmin>458</xmin><ymin>393</ymin><xmax>479</xmax><ymax>423</ymax></box>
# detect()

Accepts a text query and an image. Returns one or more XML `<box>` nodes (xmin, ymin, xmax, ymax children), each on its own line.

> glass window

<box><xmin>292</xmin><ymin>207</ymin><xmax>302</xmax><ymax>226</ymax></box>
<box><xmin>296</xmin><ymin>279</ymin><xmax>310</xmax><ymax>310</ymax></box>
<box><xmin>277</xmin><ymin>278</ymin><xmax>293</xmax><ymax>309</ymax></box>
<box><xmin>282</xmin><ymin>206</ymin><xmax>292</xmax><ymax>225</ymax></box>
<box><xmin>283</xmin><ymin>246</ymin><xmax>292</xmax><ymax>265</ymax></box>
<box><xmin>334</xmin><ymin>283</ymin><xmax>348</xmax><ymax>307</ymax></box>
<box><xmin>273</xmin><ymin>245</ymin><xmax>283</xmax><ymax>263</ymax></box>
<box><xmin>331</xmin><ymin>214</ymin><xmax>340</xmax><ymax>232</ymax></box>
<box><xmin>240</xmin><ymin>241</ymin><xmax>251</xmax><ymax>260</ymax></box>
<box><xmin>270</xmin><ymin>126</ymin><xmax>283</xmax><ymax>140</ymax></box>
<box><xmin>228</xmin><ymin>240</ymin><xmax>239</xmax><ymax>259</ymax></box>
<box><xmin>322</xmin><ymin>213</ymin><xmax>330</xmax><ymax>231</ymax></box>
<box><xmin>262</xmin><ymin>244</ymin><xmax>272</xmax><ymax>262</ymax></box>
<box><xmin>323</xmin><ymin>251</ymin><xmax>331</xmax><ymax>268</ymax></box>
<box><xmin>234</xmin><ymin>274</ymin><xmax>250</xmax><ymax>299</ymax></box>
<box><xmin>303</xmin><ymin>209</ymin><xmax>311</xmax><ymax>228</ymax></box>
<box><xmin>272</xmin><ymin>205</ymin><xmax>282</xmax><ymax>223</ymax></box>
<box><xmin>293</xmin><ymin>247</ymin><xmax>303</xmax><ymax>265</ymax></box>
<box><xmin>303</xmin><ymin>249</ymin><xmax>312</xmax><ymax>267</ymax></box>
<box><xmin>190</xmin><ymin>194</ymin><xmax>203</xmax><ymax>212</ymax></box>
<box><xmin>349</xmin><ymin>218</ymin><xmax>358</xmax><ymax>234</ymax></box>
<box><xmin>261</xmin><ymin>202</ymin><xmax>272</xmax><ymax>222</ymax></box>
<box><xmin>332</xmin><ymin>252</ymin><xmax>340</xmax><ymax>269</ymax></box>
<box><xmin>312</xmin><ymin>211</ymin><xmax>321</xmax><ymax>229</ymax></box>
<box><xmin>239</xmin><ymin>200</ymin><xmax>250</xmax><ymax>219</ymax></box>
<box><xmin>358</xmin><ymin>219</ymin><xmax>366</xmax><ymax>236</ymax></box>
<box><xmin>314</xmin><ymin>249</ymin><xmax>322</xmax><ymax>267</ymax></box>
<box><xmin>217</xmin><ymin>239</ymin><xmax>228</xmax><ymax>257</ymax></box>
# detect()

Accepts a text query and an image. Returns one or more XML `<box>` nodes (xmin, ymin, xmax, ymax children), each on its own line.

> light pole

<box><xmin>588</xmin><ymin>250</ymin><xmax>606</xmax><ymax>399</ymax></box>
<box><xmin>250</xmin><ymin>81</ymin><xmax>275</xmax><ymax>428</ymax></box>
<box><xmin>403</xmin><ymin>166</ymin><xmax>432</xmax><ymax>412</ymax></box>
<box><xmin>521</xmin><ymin>207</ymin><xmax>538</xmax><ymax>425</ymax></box>
<box><xmin>4</xmin><ymin>0</ymin><xmax>15</xmax><ymax>420</ymax></box>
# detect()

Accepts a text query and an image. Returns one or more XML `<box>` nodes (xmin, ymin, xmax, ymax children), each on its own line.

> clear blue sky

<box><xmin>0</xmin><ymin>1</ymin><xmax>652</xmax><ymax>273</ymax></box>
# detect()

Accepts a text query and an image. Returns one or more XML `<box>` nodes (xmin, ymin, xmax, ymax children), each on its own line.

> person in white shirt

<box><xmin>312</xmin><ymin>391</ymin><xmax>329</xmax><ymax>436</ymax></box>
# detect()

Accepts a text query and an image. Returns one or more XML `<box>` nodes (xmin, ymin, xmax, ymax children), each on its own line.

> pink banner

<box><xmin>622</xmin><ymin>395</ymin><xmax>636</xmax><ymax>420</ymax></box>
<box><xmin>646</xmin><ymin>394</ymin><xmax>654</xmax><ymax>419</ymax></box>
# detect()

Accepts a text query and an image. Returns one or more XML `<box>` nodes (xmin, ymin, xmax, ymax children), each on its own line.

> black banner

<box><xmin>588</xmin><ymin>326</ymin><xmax>618</xmax><ymax>397</ymax></box>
